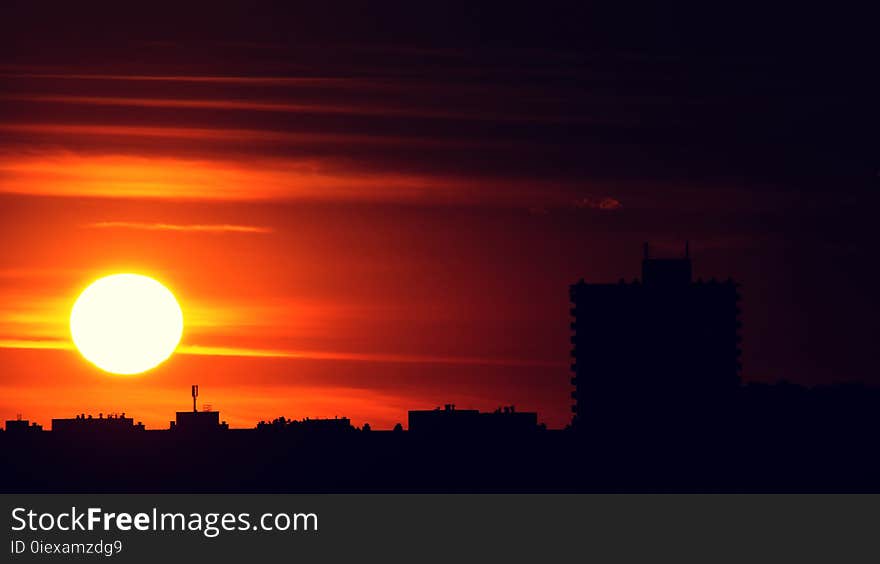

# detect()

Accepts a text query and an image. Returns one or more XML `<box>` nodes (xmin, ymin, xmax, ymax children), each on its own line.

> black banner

<box><xmin>2</xmin><ymin>494</ymin><xmax>877</xmax><ymax>562</ymax></box>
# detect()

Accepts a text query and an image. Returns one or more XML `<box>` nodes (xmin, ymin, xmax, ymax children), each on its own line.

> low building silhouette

<box><xmin>170</xmin><ymin>385</ymin><xmax>228</xmax><ymax>433</ymax></box>
<box><xmin>4</xmin><ymin>416</ymin><xmax>43</xmax><ymax>436</ymax></box>
<box><xmin>255</xmin><ymin>416</ymin><xmax>353</xmax><ymax>434</ymax></box>
<box><xmin>52</xmin><ymin>413</ymin><xmax>145</xmax><ymax>434</ymax></box>
<box><xmin>408</xmin><ymin>404</ymin><xmax>539</xmax><ymax>435</ymax></box>
<box><xmin>482</xmin><ymin>406</ymin><xmax>540</xmax><ymax>434</ymax></box>
<box><xmin>171</xmin><ymin>410</ymin><xmax>227</xmax><ymax>433</ymax></box>
<box><xmin>297</xmin><ymin>417</ymin><xmax>352</xmax><ymax>433</ymax></box>
<box><xmin>409</xmin><ymin>404</ymin><xmax>480</xmax><ymax>434</ymax></box>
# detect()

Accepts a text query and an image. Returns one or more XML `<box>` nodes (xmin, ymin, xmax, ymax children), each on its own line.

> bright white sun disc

<box><xmin>70</xmin><ymin>273</ymin><xmax>183</xmax><ymax>375</ymax></box>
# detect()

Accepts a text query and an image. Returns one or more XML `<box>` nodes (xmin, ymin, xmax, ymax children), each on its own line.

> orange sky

<box><xmin>2</xmin><ymin>12</ymin><xmax>877</xmax><ymax>430</ymax></box>
<box><xmin>0</xmin><ymin>67</ymin><xmax>587</xmax><ymax>428</ymax></box>
<box><xmin>0</xmin><ymin>188</ymin><xmax>574</xmax><ymax>429</ymax></box>
<box><xmin>0</xmin><ymin>29</ymin><xmax>638</xmax><ymax>430</ymax></box>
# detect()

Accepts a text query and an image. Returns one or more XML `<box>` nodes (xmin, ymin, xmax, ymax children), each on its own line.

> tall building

<box><xmin>569</xmin><ymin>244</ymin><xmax>741</xmax><ymax>432</ymax></box>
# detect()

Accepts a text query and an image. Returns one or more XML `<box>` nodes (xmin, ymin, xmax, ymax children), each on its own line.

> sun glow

<box><xmin>70</xmin><ymin>274</ymin><xmax>183</xmax><ymax>375</ymax></box>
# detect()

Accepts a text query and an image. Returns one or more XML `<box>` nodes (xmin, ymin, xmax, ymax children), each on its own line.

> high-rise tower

<box><xmin>569</xmin><ymin>244</ymin><xmax>741</xmax><ymax>432</ymax></box>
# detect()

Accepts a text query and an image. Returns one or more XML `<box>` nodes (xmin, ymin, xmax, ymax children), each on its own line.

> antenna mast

<box><xmin>192</xmin><ymin>385</ymin><xmax>199</xmax><ymax>413</ymax></box>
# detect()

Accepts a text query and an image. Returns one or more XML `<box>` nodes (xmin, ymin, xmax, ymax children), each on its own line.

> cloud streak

<box><xmin>0</xmin><ymin>339</ymin><xmax>564</xmax><ymax>369</ymax></box>
<box><xmin>84</xmin><ymin>221</ymin><xmax>273</xmax><ymax>234</ymax></box>
<box><xmin>0</xmin><ymin>123</ymin><xmax>439</xmax><ymax>147</ymax></box>
<box><xmin>574</xmin><ymin>196</ymin><xmax>623</xmax><ymax>211</ymax></box>
<box><xmin>7</xmin><ymin>94</ymin><xmax>403</xmax><ymax>117</ymax></box>
<box><xmin>2</xmin><ymin>94</ymin><xmax>586</xmax><ymax>124</ymax></box>
<box><xmin>0</xmin><ymin>72</ymin><xmax>364</xmax><ymax>85</ymax></box>
<box><xmin>0</xmin><ymin>151</ymin><xmax>563</xmax><ymax>205</ymax></box>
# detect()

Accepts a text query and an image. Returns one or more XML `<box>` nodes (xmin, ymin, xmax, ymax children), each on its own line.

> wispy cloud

<box><xmin>0</xmin><ymin>339</ymin><xmax>564</xmax><ymax>369</ymax></box>
<box><xmin>2</xmin><ymin>94</ymin><xmax>588</xmax><ymax>124</ymax></box>
<box><xmin>3</xmin><ymin>94</ymin><xmax>385</xmax><ymax>116</ymax></box>
<box><xmin>84</xmin><ymin>221</ymin><xmax>273</xmax><ymax>234</ymax></box>
<box><xmin>0</xmin><ymin>152</ymin><xmax>429</xmax><ymax>201</ymax></box>
<box><xmin>0</xmin><ymin>268</ymin><xmax>83</xmax><ymax>279</ymax></box>
<box><xmin>0</xmin><ymin>339</ymin><xmax>74</xmax><ymax>351</ymax></box>
<box><xmin>177</xmin><ymin>344</ymin><xmax>565</xmax><ymax>368</ymax></box>
<box><xmin>0</xmin><ymin>123</ymin><xmax>454</xmax><ymax>148</ymax></box>
<box><xmin>0</xmin><ymin>72</ymin><xmax>362</xmax><ymax>85</ymax></box>
<box><xmin>0</xmin><ymin>295</ymin><xmax>71</xmax><ymax>340</ymax></box>
<box><xmin>0</xmin><ymin>151</ymin><xmax>560</xmax><ymax>204</ymax></box>
<box><xmin>0</xmin><ymin>94</ymin><xmax>474</xmax><ymax>121</ymax></box>
<box><xmin>574</xmin><ymin>196</ymin><xmax>623</xmax><ymax>211</ymax></box>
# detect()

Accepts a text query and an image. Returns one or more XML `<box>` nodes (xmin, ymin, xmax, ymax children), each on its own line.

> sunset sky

<box><xmin>1</xmin><ymin>4</ymin><xmax>877</xmax><ymax>429</ymax></box>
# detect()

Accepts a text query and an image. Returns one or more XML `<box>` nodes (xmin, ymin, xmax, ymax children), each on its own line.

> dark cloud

<box><xmin>574</xmin><ymin>197</ymin><xmax>622</xmax><ymax>211</ymax></box>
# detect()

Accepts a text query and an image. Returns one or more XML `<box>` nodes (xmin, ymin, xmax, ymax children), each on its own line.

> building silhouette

<box><xmin>52</xmin><ymin>413</ymin><xmax>145</xmax><ymax>434</ymax></box>
<box><xmin>408</xmin><ymin>404</ymin><xmax>539</xmax><ymax>435</ymax></box>
<box><xmin>255</xmin><ymin>416</ymin><xmax>354</xmax><ymax>435</ymax></box>
<box><xmin>170</xmin><ymin>385</ymin><xmax>228</xmax><ymax>433</ymax></box>
<box><xmin>569</xmin><ymin>243</ymin><xmax>742</xmax><ymax>434</ymax></box>
<box><xmin>6</xmin><ymin>246</ymin><xmax>880</xmax><ymax>493</ymax></box>
<box><xmin>3</xmin><ymin>416</ymin><xmax>43</xmax><ymax>436</ymax></box>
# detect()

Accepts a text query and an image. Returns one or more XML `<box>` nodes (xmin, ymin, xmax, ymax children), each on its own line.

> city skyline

<box><xmin>5</xmin><ymin>245</ymin><xmax>880</xmax><ymax>493</ymax></box>
<box><xmin>2</xmin><ymin>245</ymin><xmax>744</xmax><ymax>432</ymax></box>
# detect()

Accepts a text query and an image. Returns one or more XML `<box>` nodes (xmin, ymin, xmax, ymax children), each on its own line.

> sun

<box><xmin>70</xmin><ymin>273</ymin><xmax>184</xmax><ymax>375</ymax></box>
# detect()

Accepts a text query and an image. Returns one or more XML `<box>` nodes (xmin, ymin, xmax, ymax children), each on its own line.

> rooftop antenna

<box><xmin>192</xmin><ymin>385</ymin><xmax>199</xmax><ymax>413</ymax></box>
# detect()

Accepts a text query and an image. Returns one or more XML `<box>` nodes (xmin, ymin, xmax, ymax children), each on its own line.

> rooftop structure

<box><xmin>170</xmin><ymin>384</ymin><xmax>228</xmax><ymax>433</ymax></box>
